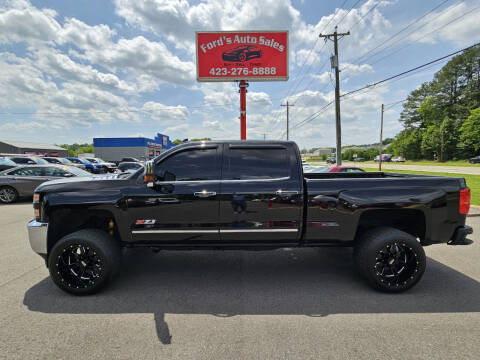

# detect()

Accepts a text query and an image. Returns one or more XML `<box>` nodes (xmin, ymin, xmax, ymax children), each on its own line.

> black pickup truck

<box><xmin>27</xmin><ymin>141</ymin><xmax>473</xmax><ymax>295</ymax></box>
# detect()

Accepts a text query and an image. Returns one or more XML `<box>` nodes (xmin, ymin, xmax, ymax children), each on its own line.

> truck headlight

<box><xmin>33</xmin><ymin>193</ymin><xmax>41</xmax><ymax>221</ymax></box>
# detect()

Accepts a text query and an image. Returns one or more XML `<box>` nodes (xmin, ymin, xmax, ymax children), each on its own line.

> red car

<box><xmin>305</xmin><ymin>166</ymin><xmax>365</xmax><ymax>173</ymax></box>
<box><xmin>222</xmin><ymin>45</ymin><xmax>263</xmax><ymax>62</ymax></box>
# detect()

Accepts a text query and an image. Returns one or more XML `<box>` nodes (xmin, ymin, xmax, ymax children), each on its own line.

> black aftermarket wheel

<box><xmin>354</xmin><ymin>227</ymin><xmax>426</xmax><ymax>293</ymax></box>
<box><xmin>48</xmin><ymin>229</ymin><xmax>121</xmax><ymax>295</ymax></box>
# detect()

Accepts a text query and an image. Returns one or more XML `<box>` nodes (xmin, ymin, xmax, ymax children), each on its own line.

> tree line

<box><xmin>388</xmin><ymin>45</ymin><xmax>480</xmax><ymax>161</ymax></box>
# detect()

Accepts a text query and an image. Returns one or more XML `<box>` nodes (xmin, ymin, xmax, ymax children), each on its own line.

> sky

<box><xmin>0</xmin><ymin>0</ymin><xmax>479</xmax><ymax>149</ymax></box>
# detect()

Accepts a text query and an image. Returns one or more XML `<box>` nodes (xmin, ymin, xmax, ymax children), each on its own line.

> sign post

<box><xmin>196</xmin><ymin>31</ymin><xmax>288</xmax><ymax>140</ymax></box>
<box><xmin>239</xmin><ymin>80</ymin><xmax>248</xmax><ymax>139</ymax></box>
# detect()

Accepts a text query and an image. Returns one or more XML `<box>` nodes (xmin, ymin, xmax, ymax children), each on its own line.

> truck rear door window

<box><xmin>156</xmin><ymin>148</ymin><xmax>219</xmax><ymax>181</ymax></box>
<box><xmin>225</xmin><ymin>148</ymin><xmax>289</xmax><ymax>180</ymax></box>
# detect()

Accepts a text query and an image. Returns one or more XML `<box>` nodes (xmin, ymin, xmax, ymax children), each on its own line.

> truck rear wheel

<box><xmin>48</xmin><ymin>229</ymin><xmax>121</xmax><ymax>295</ymax></box>
<box><xmin>354</xmin><ymin>227</ymin><xmax>426</xmax><ymax>293</ymax></box>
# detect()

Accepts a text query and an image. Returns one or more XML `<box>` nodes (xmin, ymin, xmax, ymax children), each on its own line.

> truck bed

<box><xmin>303</xmin><ymin>171</ymin><xmax>467</xmax><ymax>246</ymax></box>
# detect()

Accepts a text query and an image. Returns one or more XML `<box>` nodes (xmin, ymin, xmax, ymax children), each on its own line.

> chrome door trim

<box><xmin>132</xmin><ymin>229</ymin><xmax>219</xmax><ymax>234</ymax></box>
<box><xmin>220</xmin><ymin>229</ymin><xmax>298</xmax><ymax>233</ymax></box>
<box><xmin>132</xmin><ymin>229</ymin><xmax>298</xmax><ymax>234</ymax></box>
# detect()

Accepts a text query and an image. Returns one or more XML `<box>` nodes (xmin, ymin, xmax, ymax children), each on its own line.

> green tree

<box><xmin>459</xmin><ymin>107</ymin><xmax>480</xmax><ymax>157</ymax></box>
<box><xmin>390</xmin><ymin>129</ymin><xmax>423</xmax><ymax>160</ymax></box>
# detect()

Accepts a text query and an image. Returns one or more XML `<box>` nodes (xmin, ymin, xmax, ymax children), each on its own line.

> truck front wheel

<box><xmin>48</xmin><ymin>229</ymin><xmax>121</xmax><ymax>295</ymax></box>
<box><xmin>354</xmin><ymin>227</ymin><xmax>426</xmax><ymax>293</ymax></box>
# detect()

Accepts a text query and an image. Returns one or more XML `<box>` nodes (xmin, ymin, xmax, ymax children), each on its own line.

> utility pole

<box><xmin>379</xmin><ymin>103</ymin><xmax>384</xmax><ymax>171</ymax></box>
<box><xmin>281</xmin><ymin>101</ymin><xmax>294</xmax><ymax>140</ymax></box>
<box><xmin>319</xmin><ymin>26</ymin><xmax>350</xmax><ymax>165</ymax></box>
<box><xmin>263</xmin><ymin>133</ymin><xmax>266</xmax><ymax>140</ymax></box>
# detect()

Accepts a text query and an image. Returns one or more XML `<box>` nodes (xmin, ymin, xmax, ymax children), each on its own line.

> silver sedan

<box><xmin>0</xmin><ymin>165</ymin><xmax>91</xmax><ymax>204</ymax></box>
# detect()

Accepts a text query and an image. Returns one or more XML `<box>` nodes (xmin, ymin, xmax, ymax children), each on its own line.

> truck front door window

<box><xmin>155</xmin><ymin>148</ymin><xmax>219</xmax><ymax>181</ymax></box>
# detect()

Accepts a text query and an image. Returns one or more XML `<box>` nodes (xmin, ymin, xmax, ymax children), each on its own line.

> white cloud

<box><xmin>114</xmin><ymin>0</ymin><xmax>302</xmax><ymax>53</ymax></box>
<box><xmin>311</xmin><ymin>62</ymin><xmax>373</xmax><ymax>85</ymax></box>
<box><xmin>0</xmin><ymin>1</ymin><xmax>60</xmax><ymax>44</ymax></box>
<box><xmin>410</xmin><ymin>2</ymin><xmax>480</xmax><ymax>46</ymax></box>
<box><xmin>74</xmin><ymin>36</ymin><xmax>196</xmax><ymax>86</ymax></box>
<box><xmin>142</xmin><ymin>101</ymin><xmax>189</xmax><ymax>125</ymax></box>
<box><xmin>57</xmin><ymin>17</ymin><xmax>116</xmax><ymax>50</ymax></box>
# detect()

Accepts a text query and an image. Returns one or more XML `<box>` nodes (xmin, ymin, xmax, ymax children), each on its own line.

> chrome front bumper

<box><xmin>27</xmin><ymin>220</ymin><xmax>48</xmax><ymax>255</ymax></box>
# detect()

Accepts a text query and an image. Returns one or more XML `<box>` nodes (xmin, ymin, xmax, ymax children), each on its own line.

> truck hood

<box><xmin>35</xmin><ymin>174</ymin><xmax>130</xmax><ymax>193</ymax></box>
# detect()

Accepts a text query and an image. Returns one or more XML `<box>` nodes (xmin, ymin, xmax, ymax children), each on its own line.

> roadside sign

<box><xmin>196</xmin><ymin>31</ymin><xmax>288</xmax><ymax>82</ymax></box>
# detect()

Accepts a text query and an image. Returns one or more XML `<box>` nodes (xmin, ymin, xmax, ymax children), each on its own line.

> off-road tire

<box><xmin>48</xmin><ymin>229</ymin><xmax>121</xmax><ymax>295</ymax></box>
<box><xmin>354</xmin><ymin>227</ymin><xmax>426</xmax><ymax>293</ymax></box>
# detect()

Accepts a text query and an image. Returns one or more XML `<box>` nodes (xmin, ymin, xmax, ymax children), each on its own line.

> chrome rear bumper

<box><xmin>27</xmin><ymin>220</ymin><xmax>48</xmax><ymax>255</ymax></box>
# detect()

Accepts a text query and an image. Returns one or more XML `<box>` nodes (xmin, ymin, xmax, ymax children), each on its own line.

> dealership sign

<box><xmin>196</xmin><ymin>31</ymin><xmax>288</xmax><ymax>82</ymax></box>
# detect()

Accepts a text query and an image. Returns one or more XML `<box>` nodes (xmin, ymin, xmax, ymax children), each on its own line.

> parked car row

<box><xmin>0</xmin><ymin>154</ymin><xmax>145</xmax><ymax>204</ymax></box>
<box><xmin>0</xmin><ymin>164</ymin><xmax>92</xmax><ymax>204</ymax></box>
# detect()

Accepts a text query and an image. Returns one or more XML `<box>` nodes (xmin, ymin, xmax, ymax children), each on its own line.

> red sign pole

<box><xmin>239</xmin><ymin>80</ymin><xmax>248</xmax><ymax>140</ymax></box>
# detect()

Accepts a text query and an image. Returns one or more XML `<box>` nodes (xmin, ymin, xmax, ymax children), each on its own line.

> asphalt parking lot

<box><xmin>1</xmin><ymin>202</ymin><xmax>480</xmax><ymax>360</ymax></box>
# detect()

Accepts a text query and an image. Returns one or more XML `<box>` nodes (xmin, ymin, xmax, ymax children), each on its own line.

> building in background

<box><xmin>0</xmin><ymin>140</ymin><xmax>68</xmax><ymax>157</ymax></box>
<box><xmin>93</xmin><ymin>133</ymin><xmax>173</xmax><ymax>162</ymax></box>
<box><xmin>307</xmin><ymin>148</ymin><xmax>335</xmax><ymax>157</ymax></box>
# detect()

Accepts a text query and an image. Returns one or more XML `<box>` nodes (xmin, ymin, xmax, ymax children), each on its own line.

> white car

<box><xmin>391</xmin><ymin>156</ymin><xmax>406</xmax><ymax>162</ymax></box>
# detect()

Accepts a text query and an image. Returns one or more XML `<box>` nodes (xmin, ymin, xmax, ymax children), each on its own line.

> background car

<box><xmin>392</xmin><ymin>156</ymin><xmax>406</xmax><ymax>162</ymax></box>
<box><xmin>85</xmin><ymin>157</ymin><xmax>117</xmax><ymax>173</ymax></box>
<box><xmin>120</xmin><ymin>157</ymin><xmax>141</xmax><ymax>163</ymax></box>
<box><xmin>326</xmin><ymin>156</ymin><xmax>336</xmax><ymax>164</ymax></box>
<box><xmin>0</xmin><ymin>157</ymin><xmax>17</xmax><ymax>172</ymax></box>
<box><xmin>8</xmin><ymin>156</ymin><xmax>47</xmax><ymax>165</ymax></box>
<box><xmin>43</xmin><ymin>157</ymin><xmax>86</xmax><ymax>170</ymax></box>
<box><xmin>222</xmin><ymin>45</ymin><xmax>262</xmax><ymax>62</ymax></box>
<box><xmin>353</xmin><ymin>157</ymin><xmax>366</xmax><ymax>162</ymax></box>
<box><xmin>469</xmin><ymin>156</ymin><xmax>480</xmax><ymax>164</ymax></box>
<box><xmin>116</xmin><ymin>162</ymin><xmax>144</xmax><ymax>173</ymax></box>
<box><xmin>66</xmin><ymin>157</ymin><xmax>104</xmax><ymax>173</ymax></box>
<box><xmin>0</xmin><ymin>165</ymin><xmax>91</xmax><ymax>203</ymax></box>
<box><xmin>305</xmin><ymin>166</ymin><xmax>365</xmax><ymax>173</ymax></box>
<box><xmin>303</xmin><ymin>166</ymin><xmax>327</xmax><ymax>173</ymax></box>
<box><xmin>374</xmin><ymin>154</ymin><xmax>393</xmax><ymax>162</ymax></box>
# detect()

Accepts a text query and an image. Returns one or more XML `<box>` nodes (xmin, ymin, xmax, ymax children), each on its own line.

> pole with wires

<box><xmin>379</xmin><ymin>103</ymin><xmax>384</xmax><ymax>171</ymax></box>
<box><xmin>319</xmin><ymin>26</ymin><xmax>350</xmax><ymax>165</ymax></box>
<box><xmin>281</xmin><ymin>101</ymin><xmax>294</xmax><ymax>140</ymax></box>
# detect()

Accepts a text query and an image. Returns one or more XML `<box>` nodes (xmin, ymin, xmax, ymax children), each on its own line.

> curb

<box><xmin>468</xmin><ymin>205</ymin><xmax>480</xmax><ymax>217</ymax></box>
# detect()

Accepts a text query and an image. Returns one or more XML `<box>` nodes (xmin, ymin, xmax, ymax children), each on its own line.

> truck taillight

<box><xmin>459</xmin><ymin>188</ymin><xmax>471</xmax><ymax>215</ymax></box>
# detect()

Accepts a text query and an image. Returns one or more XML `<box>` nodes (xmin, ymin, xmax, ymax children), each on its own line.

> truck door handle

<box><xmin>275</xmin><ymin>190</ymin><xmax>299</xmax><ymax>196</ymax></box>
<box><xmin>194</xmin><ymin>191</ymin><xmax>217</xmax><ymax>198</ymax></box>
<box><xmin>313</xmin><ymin>195</ymin><xmax>338</xmax><ymax>203</ymax></box>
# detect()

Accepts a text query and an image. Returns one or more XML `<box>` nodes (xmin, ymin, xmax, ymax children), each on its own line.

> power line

<box><xmin>335</xmin><ymin>0</ymin><xmax>363</xmax><ymax>27</ymax></box>
<box><xmin>351</xmin><ymin>0</ymin><xmax>452</xmax><ymax>65</ymax></box>
<box><xmin>348</xmin><ymin>1</ymin><xmax>380</xmax><ymax>31</ymax></box>
<box><xmin>384</xmin><ymin>98</ymin><xmax>407</xmax><ymax>109</ymax></box>
<box><xmin>267</xmin><ymin>0</ymin><xmax>349</xmax><ymax>134</ymax></box>
<box><xmin>288</xmin><ymin>42</ymin><xmax>477</xmax><ymax>133</ymax></box>
<box><xmin>340</xmin><ymin>42</ymin><xmax>479</xmax><ymax>99</ymax></box>
<box><xmin>367</xmin><ymin>3</ymin><xmax>480</xmax><ymax>66</ymax></box>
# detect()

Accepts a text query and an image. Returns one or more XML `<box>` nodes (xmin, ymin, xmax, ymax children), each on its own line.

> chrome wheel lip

<box><xmin>0</xmin><ymin>187</ymin><xmax>16</xmax><ymax>203</ymax></box>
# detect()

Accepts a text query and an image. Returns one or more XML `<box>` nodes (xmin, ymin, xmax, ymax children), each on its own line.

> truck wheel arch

<box><xmin>46</xmin><ymin>208</ymin><xmax>122</xmax><ymax>258</ymax></box>
<box><xmin>355</xmin><ymin>209</ymin><xmax>426</xmax><ymax>243</ymax></box>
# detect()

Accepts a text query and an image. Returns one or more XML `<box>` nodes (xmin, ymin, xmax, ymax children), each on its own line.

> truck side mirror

<box><xmin>144</xmin><ymin>160</ymin><xmax>154</xmax><ymax>184</ymax></box>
